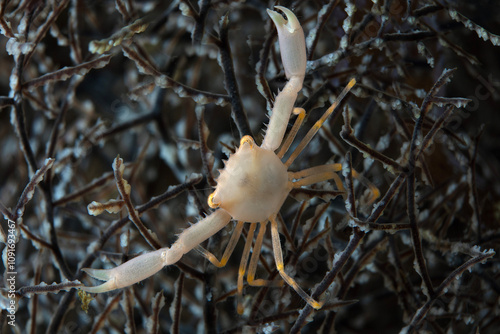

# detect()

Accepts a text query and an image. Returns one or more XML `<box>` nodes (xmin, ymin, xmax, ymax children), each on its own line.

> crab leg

<box><xmin>261</xmin><ymin>6</ymin><xmax>307</xmax><ymax>151</ymax></box>
<box><xmin>277</xmin><ymin>107</ymin><xmax>306</xmax><ymax>158</ymax></box>
<box><xmin>196</xmin><ymin>220</ymin><xmax>244</xmax><ymax>267</ymax></box>
<box><xmin>237</xmin><ymin>223</ymin><xmax>257</xmax><ymax>314</ymax></box>
<box><xmin>82</xmin><ymin>209</ymin><xmax>231</xmax><ymax>293</ymax></box>
<box><xmin>285</xmin><ymin>78</ymin><xmax>357</xmax><ymax>167</ymax></box>
<box><xmin>270</xmin><ymin>215</ymin><xmax>323</xmax><ymax>310</ymax></box>
<box><xmin>291</xmin><ymin>164</ymin><xmax>344</xmax><ymax>188</ymax></box>
<box><xmin>247</xmin><ymin>221</ymin><xmax>270</xmax><ymax>287</ymax></box>
<box><xmin>247</xmin><ymin>221</ymin><xmax>284</xmax><ymax>287</ymax></box>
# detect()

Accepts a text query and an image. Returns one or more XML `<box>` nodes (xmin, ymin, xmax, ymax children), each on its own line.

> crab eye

<box><xmin>208</xmin><ymin>192</ymin><xmax>220</xmax><ymax>209</ymax></box>
<box><xmin>239</xmin><ymin>135</ymin><xmax>255</xmax><ymax>148</ymax></box>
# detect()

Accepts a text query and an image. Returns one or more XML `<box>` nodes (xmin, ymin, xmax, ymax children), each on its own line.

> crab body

<box><xmin>209</xmin><ymin>136</ymin><xmax>289</xmax><ymax>223</ymax></box>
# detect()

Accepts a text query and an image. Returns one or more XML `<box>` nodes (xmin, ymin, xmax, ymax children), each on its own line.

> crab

<box><xmin>81</xmin><ymin>6</ymin><xmax>371</xmax><ymax>312</ymax></box>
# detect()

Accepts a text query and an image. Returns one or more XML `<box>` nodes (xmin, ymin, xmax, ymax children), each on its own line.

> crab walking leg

<box><xmin>277</xmin><ymin>108</ymin><xmax>306</xmax><ymax>159</ymax></box>
<box><xmin>247</xmin><ymin>221</ymin><xmax>283</xmax><ymax>287</ymax></box>
<box><xmin>352</xmin><ymin>169</ymin><xmax>381</xmax><ymax>204</ymax></box>
<box><xmin>82</xmin><ymin>209</ymin><xmax>232</xmax><ymax>293</ymax></box>
<box><xmin>247</xmin><ymin>221</ymin><xmax>268</xmax><ymax>286</ymax></box>
<box><xmin>262</xmin><ymin>7</ymin><xmax>307</xmax><ymax>151</ymax></box>
<box><xmin>285</xmin><ymin>78</ymin><xmax>356</xmax><ymax>167</ymax></box>
<box><xmin>196</xmin><ymin>220</ymin><xmax>244</xmax><ymax>267</ymax></box>
<box><xmin>290</xmin><ymin>164</ymin><xmax>345</xmax><ymax>191</ymax></box>
<box><xmin>237</xmin><ymin>223</ymin><xmax>257</xmax><ymax>314</ymax></box>
<box><xmin>270</xmin><ymin>216</ymin><xmax>323</xmax><ymax>310</ymax></box>
<box><xmin>291</xmin><ymin>164</ymin><xmax>380</xmax><ymax>203</ymax></box>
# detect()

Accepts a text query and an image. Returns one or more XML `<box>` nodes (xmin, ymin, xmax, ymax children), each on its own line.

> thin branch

<box><xmin>0</xmin><ymin>96</ymin><xmax>14</xmax><ymax>108</ymax></box>
<box><xmin>121</xmin><ymin>44</ymin><xmax>229</xmax><ymax>106</ymax></box>
<box><xmin>341</xmin><ymin>106</ymin><xmax>404</xmax><ymax>173</ymax></box>
<box><xmin>18</xmin><ymin>280</ymin><xmax>83</xmax><ymax>297</ymax></box>
<box><xmin>306</xmin><ymin>0</ymin><xmax>341</xmax><ymax>60</ymax></box>
<box><xmin>214</xmin><ymin>13</ymin><xmax>252</xmax><ymax>138</ymax></box>
<box><xmin>405</xmin><ymin>69</ymin><xmax>458</xmax><ymax>299</ymax></box>
<box><xmin>113</xmin><ymin>156</ymin><xmax>161</xmax><ymax>249</ymax></box>
<box><xmin>89</xmin><ymin>291</ymin><xmax>124</xmax><ymax>334</ymax></box>
<box><xmin>403</xmin><ymin>249</ymin><xmax>495</xmax><ymax>333</ymax></box>
<box><xmin>192</xmin><ymin>0</ymin><xmax>212</xmax><ymax>44</ymax></box>
<box><xmin>23</xmin><ymin>55</ymin><xmax>111</xmax><ymax>90</ymax></box>
<box><xmin>291</xmin><ymin>173</ymin><xmax>406</xmax><ymax>332</ymax></box>
<box><xmin>14</xmin><ymin>158</ymin><xmax>54</xmax><ymax>220</ymax></box>
<box><xmin>148</xmin><ymin>290</ymin><xmax>166</xmax><ymax>334</ymax></box>
<box><xmin>170</xmin><ymin>273</ymin><xmax>184</xmax><ymax>334</ymax></box>
<box><xmin>196</xmin><ymin>105</ymin><xmax>216</xmax><ymax>186</ymax></box>
<box><xmin>89</xmin><ymin>18</ymin><xmax>149</xmax><ymax>54</ymax></box>
<box><xmin>468</xmin><ymin>126</ymin><xmax>484</xmax><ymax>240</ymax></box>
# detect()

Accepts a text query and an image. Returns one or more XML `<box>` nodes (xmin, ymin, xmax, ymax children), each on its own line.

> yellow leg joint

<box><xmin>237</xmin><ymin>303</ymin><xmax>244</xmax><ymax>315</ymax></box>
<box><xmin>311</xmin><ymin>300</ymin><xmax>323</xmax><ymax>309</ymax></box>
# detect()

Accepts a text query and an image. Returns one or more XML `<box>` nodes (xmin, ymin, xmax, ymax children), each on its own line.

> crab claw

<box><xmin>81</xmin><ymin>210</ymin><xmax>232</xmax><ymax>293</ymax></box>
<box><xmin>81</xmin><ymin>247</ymin><xmax>172</xmax><ymax>293</ymax></box>
<box><xmin>262</xmin><ymin>6</ymin><xmax>307</xmax><ymax>151</ymax></box>
<box><xmin>266</xmin><ymin>6</ymin><xmax>306</xmax><ymax>80</ymax></box>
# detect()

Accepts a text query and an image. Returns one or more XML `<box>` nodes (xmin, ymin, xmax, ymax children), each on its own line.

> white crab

<box><xmin>82</xmin><ymin>6</ymin><xmax>360</xmax><ymax>312</ymax></box>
